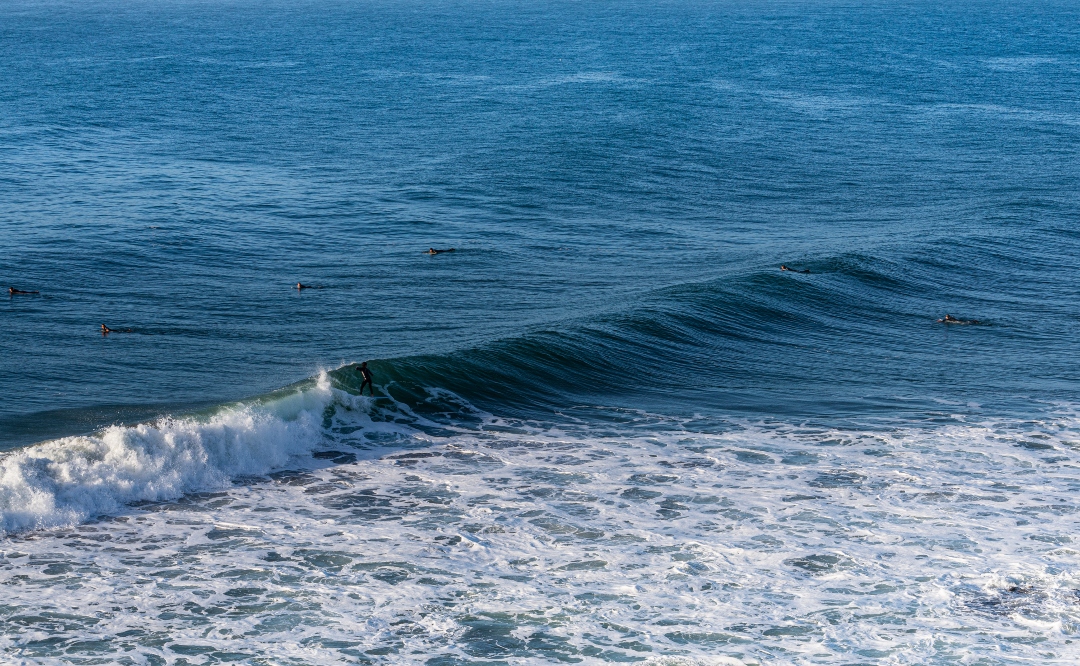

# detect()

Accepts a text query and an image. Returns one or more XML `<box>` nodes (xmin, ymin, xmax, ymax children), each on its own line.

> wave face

<box><xmin>370</xmin><ymin>245</ymin><xmax>1080</xmax><ymax>422</ymax></box>
<box><xmin>5</xmin><ymin>238</ymin><xmax>1079</xmax><ymax>533</ymax></box>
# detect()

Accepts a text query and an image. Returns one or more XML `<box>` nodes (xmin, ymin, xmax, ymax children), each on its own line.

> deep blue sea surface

<box><xmin>1</xmin><ymin>0</ymin><xmax>1079</xmax><ymax>663</ymax></box>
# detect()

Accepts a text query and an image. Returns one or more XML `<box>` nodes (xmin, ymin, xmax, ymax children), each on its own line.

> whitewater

<box><xmin>2</xmin><ymin>371</ymin><xmax>1079</xmax><ymax>664</ymax></box>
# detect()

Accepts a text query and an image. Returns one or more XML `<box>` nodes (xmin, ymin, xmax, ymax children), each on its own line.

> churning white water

<box><xmin>2</xmin><ymin>378</ymin><xmax>1078</xmax><ymax>664</ymax></box>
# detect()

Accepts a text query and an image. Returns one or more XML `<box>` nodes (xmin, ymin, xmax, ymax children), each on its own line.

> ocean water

<box><xmin>2</xmin><ymin>0</ymin><xmax>1080</xmax><ymax>663</ymax></box>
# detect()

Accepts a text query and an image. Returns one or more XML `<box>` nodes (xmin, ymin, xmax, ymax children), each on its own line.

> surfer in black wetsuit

<box><xmin>938</xmin><ymin>314</ymin><xmax>980</xmax><ymax>325</ymax></box>
<box><xmin>426</xmin><ymin>248</ymin><xmax>455</xmax><ymax>255</ymax></box>
<box><xmin>780</xmin><ymin>265</ymin><xmax>810</xmax><ymax>274</ymax></box>
<box><xmin>296</xmin><ymin>283</ymin><xmax>322</xmax><ymax>290</ymax></box>
<box><xmin>9</xmin><ymin>287</ymin><xmax>39</xmax><ymax>295</ymax></box>
<box><xmin>356</xmin><ymin>362</ymin><xmax>373</xmax><ymax>395</ymax></box>
<box><xmin>101</xmin><ymin>324</ymin><xmax>133</xmax><ymax>335</ymax></box>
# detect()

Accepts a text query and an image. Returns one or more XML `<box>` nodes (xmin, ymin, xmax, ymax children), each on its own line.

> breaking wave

<box><xmin>0</xmin><ymin>375</ymin><xmax>344</xmax><ymax>533</ymax></box>
<box><xmin>3</xmin><ymin>247</ymin><xmax>1079</xmax><ymax>535</ymax></box>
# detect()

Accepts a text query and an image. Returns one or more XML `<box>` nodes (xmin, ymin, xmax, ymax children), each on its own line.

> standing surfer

<box><xmin>356</xmin><ymin>362</ymin><xmax>373</xmax><ymax>395</ymax></box>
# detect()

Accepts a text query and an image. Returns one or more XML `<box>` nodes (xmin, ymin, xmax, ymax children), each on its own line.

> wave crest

<box><xmin>0</xmin><ymin>374</ymin><xmax>339</xmax><ymax>534</ymax></box>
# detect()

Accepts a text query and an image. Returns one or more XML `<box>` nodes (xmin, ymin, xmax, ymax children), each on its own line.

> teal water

<box><xmin>2</xmin><ymin>0</ymin><xmax>1080</xmax><ymax>663</ymax></box>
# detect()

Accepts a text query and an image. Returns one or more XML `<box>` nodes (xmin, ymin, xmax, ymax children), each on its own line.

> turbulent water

<box><xmin>2</xmin><ymin>0</ymin><xmax>1080</xmax><ymax>663</ymax></box>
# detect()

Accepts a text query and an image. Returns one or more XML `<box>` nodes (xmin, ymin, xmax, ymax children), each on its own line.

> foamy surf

<box><xmin>0</xmin><ymin>372</ymin><xmax>351</xmax><ymax>534</ymax></box>
<box><xmin>2</xmin><ymin>398</ymin><xmax>1079</xmax><ymax>664</ymax></box>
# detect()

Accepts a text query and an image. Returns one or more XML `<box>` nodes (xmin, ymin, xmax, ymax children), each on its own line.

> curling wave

<box><xmin>0</xmin><ymin>375</ymin><xmax>344</xmax><ymax>534</ymax></box>
<box><xmin>357</xmin><ymin>248</ymin><xmax>1077</xmax><ymax>419</ymax></box>
<box><xmin>3</xmin><ymin>247</ymin><xmax>1077</xmax><ymax>534</ymax></box>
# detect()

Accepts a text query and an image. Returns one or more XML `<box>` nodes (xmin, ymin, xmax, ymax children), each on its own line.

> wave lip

<box><xmin>0</xmin><ymin>374</ymin><xmax>337</xmax><ymax>535</ymax></box>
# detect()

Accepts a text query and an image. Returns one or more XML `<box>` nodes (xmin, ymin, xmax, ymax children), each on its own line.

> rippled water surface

<box><xmin>2</xmin><ymin>0</ymin><xmax>1079</xmax><ymax>663</ymax></box>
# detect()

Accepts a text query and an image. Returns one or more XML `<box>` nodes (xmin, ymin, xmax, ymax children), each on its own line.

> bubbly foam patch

<box><xmin>1</xmin><ymin>401</ymin><xmax>1079</xmax><ymax>664</ymax></box>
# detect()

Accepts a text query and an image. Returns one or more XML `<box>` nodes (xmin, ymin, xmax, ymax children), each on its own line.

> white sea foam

<box><xmin>0</xmin><ymin>373</ymin><xmax>344</xmax><ymax>534</ymax></box>
<box><xmin>1</xmin><ymin>397</ymin><xmax>1079</xmax><ymax>664</ymax></box>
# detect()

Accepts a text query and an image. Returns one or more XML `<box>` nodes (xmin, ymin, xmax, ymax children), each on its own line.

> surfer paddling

<box><xmin>296</xmin><ymin>283</ymin><xmax>324</xmax><ymax>290</ymax></box>
<box><xmin>101</xmin><ymin>324</ymin><xmax>133</xmax><ymax>335</ymax></box>
<box><xmin>9</xmin><ymin>287</ymin><xmax>39</xmax><ymax>295</ymax></box>
<box><xmin>937</xmin><ymin>314</ymin><xmax>980</xmax><ymax>325</ymax></box>
<box><xmin>425</xmin><ymin>248</ymin><xmax>455</xmax><ymax>255</ymax></box>
<box><xmin>780</xmin><ymin>265</ymin><xmax>810</xmax><ymax>274</ymax></box>
<box><xmin>355</xmin><ymin>362</ymin><xmax>374</xmax><ymax>395</ymax></box>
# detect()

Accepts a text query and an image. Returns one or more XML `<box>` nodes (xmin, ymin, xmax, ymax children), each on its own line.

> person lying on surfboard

<box><xmin>101</xmin><ymin>324</ymin><xmax>133</xmax><ymax>334</ymax></box>
<box><xmin>425</xmin><ymin>248</ymin><xmax>455</xmax><ymax>255</ymax></box>
<box><xmin>780</xmin><ymin>265</ymin><xmax>810</xmax><ymax>274</ymax></box>
<box><xmin>9</xmin><ymin>287</ymin><xmax>39</xmax><ymax>295</ymax></box>
<box><xmin>937</xmin><ymin>314</ymin><xmax>980</xmax><ymax>325</ymax></box>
